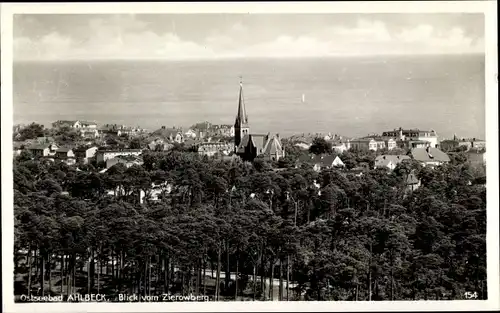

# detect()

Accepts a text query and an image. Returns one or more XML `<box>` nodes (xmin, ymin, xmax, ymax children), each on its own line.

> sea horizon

<box><xmin>13</xmin><ymin>52</ymin><xmax>485</xmax><ymax>63</ymax></box>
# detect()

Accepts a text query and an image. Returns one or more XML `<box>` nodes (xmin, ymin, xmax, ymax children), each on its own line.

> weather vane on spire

<box><xmin>239</xmin><ymin>75</ymin><xmax>243</xmax><ymax>86</ymax></box>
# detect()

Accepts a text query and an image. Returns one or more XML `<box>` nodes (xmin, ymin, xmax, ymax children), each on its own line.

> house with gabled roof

<box><xmin>296</xmin><ymin>154</ymin><xmax>345</xmax><ymax>172</ymax></box>
<box><xmin>74</xmin><ymin>146</ymin><xmax>98</xmax><ymax>164</ymax></box>
<box><xmin>347</xmin><ymin>138</ymin><xmax>378</xmax><ymax>151</ymax></box>
<box><xmin>312</xmin><ymin>155</ymin><xmax>345</xmax><ymax>172</ymax></box>
<box><xmin>374</xmin><ymin>155</ymin><xmax>411</xmax><ymax>170</ymax></box>
<box><xmin>52</xmin><ymin>120</ymin><xmax>81</xmax><ymax>129</ymax></box>
<box><xmin>411</xmin><ymin>147</ymin><xmax>450</xmax><ymax>167</ymax></box>
<box><xmin>27</xmin><ymin>142</ymin><xmax>59</xmax><ymax>157</ymax></box>
<box><xmin>406</xmin><ymin>172</ymin><xmax>421</xmax><ymax>192</ymax></box>
<box><xmin>106</xmin><ymin>154</ymin><xmax>144</xmax><ymax>169</ymax></box>
<box><xmin>152</xmin><ymin>126</ymin><xmax>184</xmax><ymax>144</ymax></box>
<box><xmin>96</xmin><ymin>149</ymin><xmax>142</xmax><ymax>163</ymax></box>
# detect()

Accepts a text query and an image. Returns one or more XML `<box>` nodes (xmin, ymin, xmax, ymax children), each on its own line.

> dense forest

<box><xmin>13</xmin><ymin>143</ymin><xmax>487</xmax><ymax>301</ymax></box>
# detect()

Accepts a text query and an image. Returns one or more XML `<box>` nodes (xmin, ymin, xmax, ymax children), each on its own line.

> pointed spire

<box><xmin>236</xmin><ymin>77</ymin><xmax>248</xmax><ymax>125</ymax></box>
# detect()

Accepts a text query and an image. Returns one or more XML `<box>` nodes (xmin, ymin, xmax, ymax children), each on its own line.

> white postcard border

<box><xmin>1</xmin><ymin>1</ymin><xmax>498</xmax><ymax>312</ymax></box>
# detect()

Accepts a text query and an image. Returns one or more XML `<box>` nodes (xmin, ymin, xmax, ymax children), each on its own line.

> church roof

<box><xmin>263</xmin><ymin>135</ymin><xmax>283</xmax><ymax>155</ymax></box>
<box><xmin>237</xmin><ymin>133</ymin><xmax>269</xmax><ymax>154</ymax></box>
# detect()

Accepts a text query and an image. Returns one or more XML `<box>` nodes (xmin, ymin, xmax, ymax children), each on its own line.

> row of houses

<box><xmin>152</xmin><ymin>125</ymin><xmax>235</xmax><ymax>145</ymax></box>
<box><xmin>440</xmin><ymin>136</ymin><xmax>486</xmax><ymax>152</ymax></box>
<box><xmin>295</xmin><ymin>147</ymin><xmax>452</xmax><ymax>174</ymax></box>
<box><xmin>190</xmin><ymin>121</ymin><xmax>235</xmax><ymax>138</ymax></box>
<box><xmin>51</xmin><ymin>120</ymin><xmax>149</xmax><ymax>139</ymax></box>
<box><xmin>295</xmin><ymin>127</ymin><xmax>487</xmax><ymax>155</ymax></box>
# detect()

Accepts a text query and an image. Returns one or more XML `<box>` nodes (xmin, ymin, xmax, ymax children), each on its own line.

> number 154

<box><xmin>465</xmin><ymin>291</ymin><xmax>478</xmax><ymax>299</ymax></box>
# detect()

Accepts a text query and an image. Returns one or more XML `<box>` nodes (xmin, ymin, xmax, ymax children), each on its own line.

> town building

<box><xmin>117</xmin><ymin>126</ymin><xmax>148</xmax><ymax>137</ymax></box>
<box><xmin>80</xmin><ymin>121</ymin><xmax>98</xmax><ymax>129</ymax></box>
<box><xmin>438</xmin><ymin>139</ymin><xmax>459</xmax><ymax>151</ymax></box>
<box><xmin>98</xmin><ymin>124</ymin><xmax>121</xmax><ymax>136</ymax></box>
<box><xmin>357</xmin><ymin>135</ymin><xmax>399</xmax><ymax>151</ymax></box>
<box><xmin>96</xmin><ymin>149</ymin><xmax>142</xmax><ymax>163</ymax></box>
<box><xmin>13</xmin><ymin>142</ymin><xmax>26</xmax><ymax>157</ymax></box>
<box><xmin>296</xmin><ymin>154</ymin><xmax>345</xmax><ymax>172</ymax></box>
<box><xmin>313</xmin><ymin>155</ymin><xmax>344</xmax><ymax>171</ymax></box>
<box><xmin>105</xmin><ymin>155</ymin><xmax>144</xmax><ymax>169</ymax></box>
<box><xmin>184</xmin><ymin>129</ymin><xmax>198</xmax><ymax>139</ymax></box>
<box><xmin>410</xmin><ymin>147</ymin><xmax>450</xmax><ymax>167</ymax></box>
<box><xmin>406</xmin><ymin>172</ymin><xmax>421</xmax><ymax>192</ymax></box>
<box><xmin>347</xmin><ymin>138</ymin><xmax>378</xmax><ymax>151</ymax></box>
<box><xmin>233</xmin><ymin>81</ymin><xmax>285</xmax><ymax>161</ymax></box>
<box><xmin>440</xmin><ymin>136</ymin><xmax>486</xmax><ymax>152</ymax></box>
<box><xmin>27</xmin><ymin>143</ymin><xmax>59</xmax><ymax>157</ymax></box>
<box><xmin>332</xmin><ymin>142</ymin><xmax>348</xmax><ymax>154</ymax></box>
<box><xmin>197</xmin><ymin>142</ymin><xmax>234</xmax><ymax>157</ymax></box>
<box><xmin>213</xmin><ymin>124</ymin><xmax>235</xmax><ymax>137</ymax></box>
<box><xmin>54</xmin><ymin>148</ymin><xmax>75</xmax><ymax>159</ymax></box>
<box><xmin>382</xmin><ymin>127</ymin><xmax>438</xmax><ymax>148</ymax></box>
<box><xmin>52</xmin><ymin>120</ymin><xmax>97</xmax><ymax>129</ymax></box>
<box><xmin>374</xmin><ymin>155</ymin><xmax>411</xmax><ymax>171</ymax></box>
<box><xmin>385</xmin><ymin>138</ymin><xmax>398</xmax><ymax>150</ymax></box>
<box><xmin>467</xmin><ymin>148</ymin><xmax>487</xmax><ymax>165</ymax></box>
<box><xmin>153</xmin><ymin>126</ymin><xmax>185</xmax><ymax>144</ymax></box>
<box><xmin>80</xmin><ymin>128</ymin><xmax>100</xmax><ymax>139</ymax></box>
<box><xmin>54</xmin><ymin>148</ymin><xmax>76</xmax><ymax>165</ymax></box>
<box><xmin>52</xmin><ymin>120</ymin><xmax>81</xmax><ymax>129</ymax></box>
<box><xmin>147</xmin><ymin>138</ymin><xmax>174</xmax><ymax>151</ymax></box>
<box><xmin>34</xmin><ymin>136</ymin><xmax>55</xmax><ymax>145</ymax></box>
<box><xmin>398</xmin><ymin>139</ymin><xmax>431</xmax><ymax>149</ymax></box>
<box><xmin>74</xmin><ymin>146</ymin><xmax>98</xmax><ymax>164</ymax></box>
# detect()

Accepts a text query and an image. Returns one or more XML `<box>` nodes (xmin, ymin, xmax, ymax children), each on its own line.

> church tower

<box><xmin>234</xmin><ymin>79</ymin><xmax>250</xmax><ymax>149</ymax></box>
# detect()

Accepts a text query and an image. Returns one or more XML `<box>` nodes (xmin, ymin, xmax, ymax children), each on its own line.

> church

<box><xmin>233</xmin><ymin>81</ymin><xmax>286</xmax><ymax>162</ymax></box>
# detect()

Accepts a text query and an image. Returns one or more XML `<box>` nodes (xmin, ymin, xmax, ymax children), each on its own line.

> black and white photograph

<box><xmin>1</xmin><ymin>2</ymin><xmax>498</xmax><ymax>312</ymax></box>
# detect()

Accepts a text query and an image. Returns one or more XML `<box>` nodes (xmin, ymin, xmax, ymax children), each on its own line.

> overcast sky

<box><xmin>13</xmin><ymin>13</ymin><xmax>484</xmax><ymax>60</ymax></box>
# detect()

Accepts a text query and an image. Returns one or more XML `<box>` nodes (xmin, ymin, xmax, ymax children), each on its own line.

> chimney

<box><xmin>162</xmin><ymin>126</ymin><xmax>166</xmax><ymax>129</ymax></box>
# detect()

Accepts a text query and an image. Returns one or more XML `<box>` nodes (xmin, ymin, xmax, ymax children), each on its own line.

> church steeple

<box><xmin>235</xmin><ymin>78</ymin><xmax>248</xmax><ymax>125</ymax></box>
<box><xmin>234</xmin><ymin>78</ymin><xmax>250</xmax><ymax>149</ymax></box>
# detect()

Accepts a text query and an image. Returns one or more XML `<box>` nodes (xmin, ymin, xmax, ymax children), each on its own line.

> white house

<box><xmin>374</xmin><ymin>155</ymin><xmax>411</xmax><ymax>171</ymax></box>
<box><xmin>80</xmin><ymin>128</ymin><xmax>100</xmax><ymax>139</ymax></box>
<box><xmin>27</xmin><ymin>143</ymin><xmax>59</xmax><ymax>157</ymax></box>
<box><xmin>185</xmin><ymin>129</ymin><xmax>198</xmax><ymax>138</ymax></box>
<box><xmin>96</xmin><ymin>149</ymin><xmax>142</xmax><ymax>163</ymax></box>
<box><xmin>74</xmin><ymin>146</ymin><xmax>98</xmax><ymax>164</ymax></box>
<box><xmin>197</xmin><ymin>142</ymin><xmax>234</xmax><ymax>157</ymax></box>
<box><xmin>52</xmin><ymin>120</ymin><xmax>97</xmax><ymax>129</ymax></box>
<box><xmin>298</xmin><ymin>154</ymin><xmax>345</xmax><ymax>172</ymax></box>
<box><xmin>332</xmin><ymin>142</ymin><xmax>348</xmax><ymax>154</ymax></box>
<box><xmin>347</xmin><ymin>138</ymin><xmax>378</xmax><ymax>151</ymax></box>
<box><xmin>383</xmin><ymin>128</ymin><xmax>439</xmax><ymax>148</ymax></box>
<box><xmin>106</xmin><ymin>155</ymin><xmax>144</xmax><ymax>169</ymax></box>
